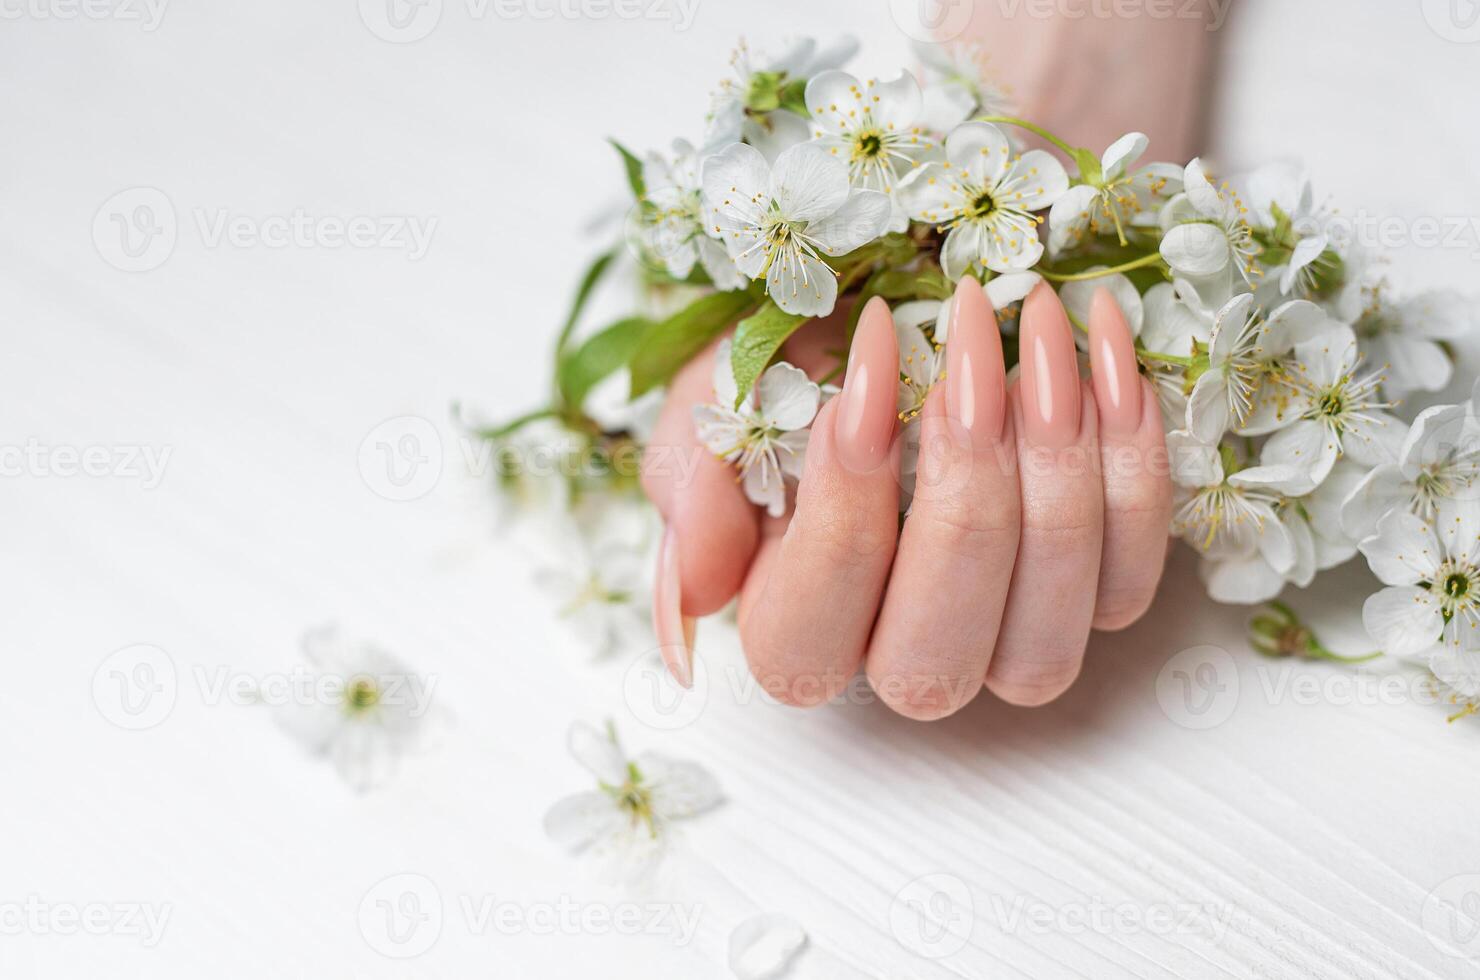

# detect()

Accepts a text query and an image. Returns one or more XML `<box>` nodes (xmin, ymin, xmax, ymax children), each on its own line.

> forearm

<box><xmin>963</xmin><ymin>3</ymin><xmax>1225</xmax><ymax>160</ymax></box>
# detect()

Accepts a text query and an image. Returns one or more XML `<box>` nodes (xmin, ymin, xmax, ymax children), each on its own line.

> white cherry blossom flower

<box><xmin>703</xmin><ymin>142</ymin><xmax>891</xmax><ymax>316</ymax></box>
<box><xmin>1245</xmin><ymin>163</ymin><xmax>1339</xmax><ymax>298</ymax></box>
<box><xmin>533</xmin><ymin>509</ymin><xmax>654</xmax><ymax>659</ymax></box>
<box><xmin>805</xmin><ymin>70</ymin><xmax>935</xmax><ymax>231</ymax></box>
<box><xmin>1184</xmin><ymin>293</ymin><xmax>1329</xmax><ymax>444</ymax></box>
<box><xmin>275</xmin><ymin>625</ymin><xmax>440</xmax><ymax>792</ymax></box>
<box><xmin>1048</xmin><ymin>132</ymin><xmax>1182</xmax><ymax>255</ymax></box>
<box><xmin>1139</xmin><ymin>282</ymin><xmax>1212</xmax><ymax>428</ymax></box>
<box><xmin>1158</xmin><ymin>159</ymin><xmax>1261</xmax><ymax>309</ymax></box>
<box><xmin>1359</xmin><ymin>505</ymin><xmax>1480</xmax><ymax>666</ymax></box>
<box><xmin>910</xmin><ymin>39</ymin><xmax>1011</xmax><ymax>132</ymax></box>
<box><xmin>693</xmin><ymin>338</ymin><xmax>821</xmax><ymax>516</ymax></box>
<box><xmin>1342</xmin><ymin>383</ymin><xmax>1480</xmax><ymax>536</ymax></box>
<box><xmin>892</xmin><ymin>306</ymin><xmax>947</xmax><ymax>510</ymax></box>
<box><xmin>1260</xmin><ymin>328</ymin><xmax>1401</xmax><ymax>490</ymax></box>
<box><xmin>637</xmin><ymin>139</ymin><xmax>747</xmax><ymax>289</ymax></box>
<box><xmin>544</xmin><ymin>722</ymin><xmax>721</xmax><ymax>885</ymax></box>
<box><xmin>705</xmin><ymin>36</ymin><xmax>859</xmax><ymax>163</ymax></box>
<box><xmin>1334</xmin><ymin>277</ymin><xmax>1473</xmax><ymax>397</ymax></box>
<box><xmin>898</xmin><ymin>121</ymin><xmax>1068</xmax><ymax>280</ymax></box>
<box><xmin>1169</xmin><ymin>432</ymin><xmax>1308</xmax><ymax>602</ymax></box>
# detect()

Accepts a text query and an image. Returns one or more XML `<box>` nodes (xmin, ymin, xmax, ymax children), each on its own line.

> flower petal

<box><xmin>1100</xmin><ymin>132</ymin><xmax>1148</xmax><ymax>180</ymax></box>
<box><xmin>1185</xmin><ymin>372</ymin><xmax>1231</xmax><ymax>445</ymax></box>
<box><xmin>543</xmin><ymin>791</ymin><xmax>624</xmax><ymax>851</ymax></box>
<box><xmin>1358</xmin><ymin>508</ymin><xmax>1435</xmax><ymax>586</ymax></box>
<box><xmin>945</xmin><ymin>121</ymin><xmax>1012</xmax><ymax>187</ymax></box>
<box><xmin>1261</xmin><ymin>419</ymin><xmax>1337</xmax><ymax>489</ymax></box>
<box><xmin>770</xmin><ymin>143</ymin><xmax>850</xmax><ymax>223</ymax></box>
<box><xmin>758</xmin><ymin>362</ymin><xmax>821</xmax><ymax>430</ymax></box>
<box><xmin>567</xmin><ymin>722</ymin><xmax>628</xmax><ymax>786</ymax></box>
<box><xmin>1340</xmin><ymin>464</ymin><xmax>1407</xmax><ymax>540</ymax></box>
<box><xmin>1363</xmin><ymin>586</ymin><xmax>1444</xmax><ymax>658</ymax></box>
<box><xmin>807</xmin><ymin>189</ymin><xmax>891</xmax><ymax>255</ymax></box>
<box><xmin>1161</xmin><ymin>223</ymin><xmax>1231</xmax><ymax>278</ymax></box>
<box><xmin>638</xmin><ymin>752</ymin><xmax>723</xmax><ymax>819</ymax></box>
<box><xmin>768</xmin><ymin>250</ymin><xmax>838</xmax><ymax>317</ymax></box>
<box><xmin>1007</xmin><ymin>150</ymin><xmax>1069</xmax><ymax>211</ymax></box>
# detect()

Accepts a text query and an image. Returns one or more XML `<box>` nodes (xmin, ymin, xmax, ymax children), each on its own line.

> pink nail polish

<box><xmin>1089</xmin><ymin>287</ymin><xmax>1142</xmax><ymax>437</ymax></box>
<box><xmin>946</xmin><ymin>276</ymin><xmax>1006</xmax><ymax>446</ymax></box>
<box><xmin>834</xmin><ymin>296</ymin><xmax>898</xmax><ymax>473</ymax></box>
<box><xmin>1018</xmin><ymin>284</ymin><xmax>1081</xmax><ymax>449</ymax></box>
<box><xmin>653</xmin><ymin>525</ymin><xmax>695</xmax><ymax>689</ymax></box>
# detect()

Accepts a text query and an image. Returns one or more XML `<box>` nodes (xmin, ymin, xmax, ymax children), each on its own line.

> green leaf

<box><xmin>608</xmin><ymin>139</ymin><xmax>646</xmax><ymax>199</ymax></box>
<box><xmin>628</xmin><ymin>289</ymin><xmax>758</xmax><ymax>397</ymax></box>
<box><xmin>729</xmin><ymin>301</ymin><xmax>808</xmax><ymax>408</ymax></box>
<box><xmin>556</xmin><ymin>249</ymin><xmax>618</xmax><ymax>359</ymax></box>
<box><xmin>558</xmin><ymin>316</ymin><xmax>656</xmax><ymax>409</ymax></box>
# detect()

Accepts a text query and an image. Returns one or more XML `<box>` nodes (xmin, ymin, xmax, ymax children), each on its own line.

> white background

<box><xmin>3</xmin><ymin>0</ymin><xmax>1479</xmax><ymax>977</ymax></box>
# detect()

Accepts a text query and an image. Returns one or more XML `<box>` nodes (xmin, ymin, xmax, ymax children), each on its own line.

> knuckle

<box><xmin>986</xmin><ymin>649</ymin><xmax>1084</xmax><ymax>707</ymax></box>
<box><xmin>1020</xmin><ymin>492</ymin><xmax>1102</xmax><ymax>558</ymax></box>
<box><xmin>868</xmin><ymin>658</ymin><xmax>983</xmax><ymax>721</ymax></box>
<box><xmin>799</xmin><ymin>509</ymin><xmax>896</xmax><ymax>567</ymax></box>
<box><xmin>1093</xmin><ymin>589</ymin><xmax>1154</xmax><ymax>632</ymax></box>
<box><xmin>912</xmin><ymin>493</ymin><xmax>1020</xmax><ymax>561</ymax></box>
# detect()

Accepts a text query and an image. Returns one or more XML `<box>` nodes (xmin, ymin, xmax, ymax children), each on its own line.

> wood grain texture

<box><xmin>1</xmin><ymin>2</ymin><xmax>1477</xmax><ymax>977</ymax></box>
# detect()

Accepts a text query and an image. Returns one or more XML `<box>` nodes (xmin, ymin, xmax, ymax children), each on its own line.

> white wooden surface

<box><xmin>3</xmin><ymin>2</ymin><xmax>1479</xmax><ymax>977</ymax></box>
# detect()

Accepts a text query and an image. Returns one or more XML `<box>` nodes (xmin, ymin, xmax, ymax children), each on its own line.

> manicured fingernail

<box><xmin>834</xmin><ymin>296</ymin><xmax>898</xmax><ymax>473</ymax></box>
<box><xmin>1088</xmin><ymin>287</ymin><xmax>1142</xmax><ymax>437</ymax></box>
<box><xmin>1019</xmin><ymin>283</ymin><xmax>1081</xmax><ymax>449</ymax></box>
<box><xmin>653</xmin><ymin>524</ymin><xmax>695</xmax><ymax>689</ymax></box>
<box><xmin>946</xmin><ymin>276</ymin><xmax>1006</xmax><ymax>446</ymax></box>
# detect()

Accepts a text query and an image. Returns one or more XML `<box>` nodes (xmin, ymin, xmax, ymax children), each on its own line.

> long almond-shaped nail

<box><xmin>653</xmin><ymin>524</ymin><xmax>695</xmax><ymax>689</ymax></box>
<box><xmin>1088</xmin><ymin>287</ymin><xmax>1142</xmax><ymax>437</ymax></box>
<box><xmin>1019</xmin><ymin>284</ymin><xmax>1081</xmax><ymax>449</ymax></box>
<box><xmin>946</xmin><ymin>276</ymin><xmax>1006</xmax><ymax>446</ymax></box>
<box><xmin>834</xmin><ymin>296</ymin><xmax>898</xmax><ymax>473</ymax></box>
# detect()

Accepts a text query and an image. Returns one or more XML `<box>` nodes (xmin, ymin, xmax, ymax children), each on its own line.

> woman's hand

<box><xmin>641</xmin><ymin>279</ymin><xmax>1173</xmax><ymax>718</ymax></box>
